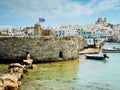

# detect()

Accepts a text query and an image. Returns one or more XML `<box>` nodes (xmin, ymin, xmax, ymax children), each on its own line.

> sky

<box><xmin>0</xmin><ymin>0</ymin><xmax>120</xmax><ymax>28</ymax></box>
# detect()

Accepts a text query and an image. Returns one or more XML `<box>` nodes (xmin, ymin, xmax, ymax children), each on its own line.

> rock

<box><xmin>0</xmin><ymin>59</ymin><xmax>35</xmax><ymax>90</ymax></box>
<box><xmin>9</xmin><ymin>67</ymin><xmax>24</xmax><ymax>80</ymax></box>
<box><xmin>8</xmin><ymin>63</ymin><xmax>27</xmax><ymax>80</ymax></box>
<box><xmin>23</xmin><ymin>59</ymin><xmax>33</xmax><ymax>69</ymax></box>
<box><xmin>32</xmin><ymin>64</ymin><xmax>37</xmax><ymax>69</ymax></box>
<box><xmin>0</xmin><ymin>74</ymin><xmax>20</xmax><ymax>90</ymax></box>
<box><xmin>0</xmin><ymin>80</ymin><xmax>4</xmax><ymax>90</ymax></box>
<box><xmin>8</xmin><ymin>63</ymin><xmax>24</xmax><ymax>69</ymax></box>
<box><xmin>23</xmin><ymin>59</ymin><xmax>33</xmax><ymax>65</ymax></box>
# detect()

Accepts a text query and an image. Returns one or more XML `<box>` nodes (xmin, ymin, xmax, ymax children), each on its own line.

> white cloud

<box><xmin>90</xmin><ymin>0</ymin><xmax>120</xmax><ymax>12</ymax></box>
<box><xmin>0</xmin><ymin>0</ymin><xmax>120</xmax><ymax>18</ymax></box>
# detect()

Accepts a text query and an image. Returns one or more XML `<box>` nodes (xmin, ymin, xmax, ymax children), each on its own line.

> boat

<box><xmin>85</xmin><ymin>54</ymin><xmax>109</xmax><ymax>60</ymax></box>
<box><xmin>102</xmin><ymin>47</ymin><xmax>120</xmax><ymax>53</ymax></box>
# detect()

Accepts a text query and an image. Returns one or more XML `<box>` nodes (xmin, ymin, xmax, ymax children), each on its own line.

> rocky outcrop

<box><xmin>0</xmin><ymin>36</ymin><xmax>87</xmax><ymax>63</ymax></box>
<box><xmin>0</xmin><ymin>58</ymin><xmax>34</xmax><ymax>90</ymax></box>
<box><xmin>0</xmin><ymin>74</ymin><xmax>20</xmax><ymax>90</ymax></box>
<box><xmin>23</xmin><ymin>59</ymin><xmax>33</xmax><ymax>69</ymax></box>
<box><xmin>8</xmin><ymin>63</ymin><xmax>26</xmax><ymax>79</ymax></box>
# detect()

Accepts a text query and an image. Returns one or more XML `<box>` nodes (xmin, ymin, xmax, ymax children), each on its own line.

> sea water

<box><xmin>0</xmin><ymin>42</ymin><xmax>120</xmax><ymax>90</ymax></box>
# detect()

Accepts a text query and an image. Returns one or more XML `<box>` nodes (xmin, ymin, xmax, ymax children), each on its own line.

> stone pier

<box><xmin>79</xmin><ymin>40</ymin><xmax>105</xmax><ymax>55</ymax></box>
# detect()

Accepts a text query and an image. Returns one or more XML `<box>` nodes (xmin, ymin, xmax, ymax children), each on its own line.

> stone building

<box><xmin>95</xmin><ymin>17</ymin><xmax>107</xmax><ymax>25</ymax></box>
<box><xmin>34</xmin><ymin>23</ymin><xmax>43</xmax><ymax>37</ymax></box>
<box><xmin>24</xmin><ymin>27</ymin><xmax>34</xmax><ymax>36</ymax></box>
<box><xmin>0</xmin><ymin>36</ymin><xmax>87</xmax><ymax>63</ymax></box>
<box><xmin>0</xmin><ymin>23</ymin><xmax>88</xmax><ymax>63</ymax></box>
<box><xmin>42</xmin><ymin>29</ymin><xmax>53</xmax><ymax>36</ymax></box>
<box><xmin>24</xmin><ymin>23</ymin><xmax>53</xmax><ymax>37</ymax></box>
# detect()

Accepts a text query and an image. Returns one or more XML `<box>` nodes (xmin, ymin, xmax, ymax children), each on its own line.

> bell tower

<box><xmin>34</xmin><ymin>23</ymin><xmax>42</xmax><ymax>37</ymax></box>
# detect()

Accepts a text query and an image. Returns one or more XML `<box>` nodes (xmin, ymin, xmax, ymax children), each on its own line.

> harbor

<box><xmin>0</xmin><ymin>0</ymin><xmax>120</xmax><ymax>89</ymax></box>
<box><xmin>19</xmin><ymin>42</ymin><xmax>120</xmax><ymax>90</ymax></box>
<box><xmin>0</xmin><ymin>31</ymin><xmax>120</xmax><ymax>90</ymax></box>
<box><xmin>0</xmin><ymin>42</ymin><xmax>120</xmax><ymax>90</ymax></box>
<box><xmin>0</xmin><ymin>22</ymin><xmax>120</xmax><ymax>89</ymax></box>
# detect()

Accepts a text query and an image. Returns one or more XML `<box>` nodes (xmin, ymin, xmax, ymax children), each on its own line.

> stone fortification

<box><xmin>0</xmin><ymin>36</ymin><xmax>87</xmax><ymax>63</ymax></box>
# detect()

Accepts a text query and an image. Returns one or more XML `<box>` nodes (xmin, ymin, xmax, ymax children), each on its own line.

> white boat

<box><xmin>102</xmin><ymin>47</ymin><xmax>120</xmax><ymax>53</ymax></box>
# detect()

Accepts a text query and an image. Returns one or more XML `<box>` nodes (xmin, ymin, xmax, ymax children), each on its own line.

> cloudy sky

<box><xmin>0</xmin><ymin>0</ymin><xmax>120</xmax><ymax>27</ymax></box>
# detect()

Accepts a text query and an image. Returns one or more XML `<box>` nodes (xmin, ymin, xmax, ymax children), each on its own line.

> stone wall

<box><xmin>0</xmin><ymin>36</ymin><xmax>87</xmax><ymax>63</ymax></box>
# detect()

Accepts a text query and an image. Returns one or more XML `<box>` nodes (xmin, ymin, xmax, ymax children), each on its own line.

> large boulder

<box><xmin>8</xmin><ymin>63</ymin><xmax>27</xmax><ymax>80</ymax></box>
<box><xmin>0</xmin><ymin>74</ymin><xmax>20</xmax><ymax>90</ymax></box>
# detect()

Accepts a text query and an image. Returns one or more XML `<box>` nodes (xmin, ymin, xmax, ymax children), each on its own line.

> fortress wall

<box><xmin>0</xmin><ymin>36</ymin><xmax>87</xmax><ymax>63</ymax></box>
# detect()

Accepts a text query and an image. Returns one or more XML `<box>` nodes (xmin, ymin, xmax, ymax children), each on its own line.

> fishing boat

<box><xmin>102</xmin><ymin>47</ymin><xmax>120</xmax><ymax>53</ymax></box>
<box><xmin>85</xmin><ymin>54</ymin><xmax>109</xmax><ymax>60</ymax></box>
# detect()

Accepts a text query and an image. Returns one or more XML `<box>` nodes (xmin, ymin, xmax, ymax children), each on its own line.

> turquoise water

<box><xmin>0</xmin><ymin>42</ymin><xmax>120</xmax><ymax>90</ymax></box>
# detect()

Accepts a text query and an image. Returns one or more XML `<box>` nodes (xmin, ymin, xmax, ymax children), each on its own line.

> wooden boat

<box><xmin>102</xmin><ymin>47</ymin><xmax>120</xmax><ymax>53</ymax></box>
<box><xmin>85</xmin><ymin>54</ymin><xmax>109</xmax><ymax>60</ymax></box>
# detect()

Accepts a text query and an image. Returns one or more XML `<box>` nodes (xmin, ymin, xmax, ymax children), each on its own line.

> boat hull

<box><xmin>85</xmin><ymin>55</ymin><xmax>105</xmax><ymax>60</ymax></box>
<box><xmin>102</xmin><ymin>48</ymin><xmax>120</xmax><ymax>53</ymax></box>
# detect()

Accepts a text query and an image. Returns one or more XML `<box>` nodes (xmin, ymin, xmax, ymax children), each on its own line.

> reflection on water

<box><xmin>21</xmin><ymin>59</ymin><xmax>80</xmax><ymax>90</ymax></box>
<box><xmin>21</xmin><ymin>53</ymin><xmax>120</xmax><ymax>90</ymax></box>
<box><xmin>1</xmin><ymin>57</ymin><xmax>120</xmax><ymax>90</ymax></box>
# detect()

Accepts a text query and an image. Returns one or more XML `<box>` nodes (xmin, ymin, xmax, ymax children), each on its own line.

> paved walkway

<box><xmin>79</xmin><ymin>48</ymin><xmax>100</xmax><ymax>55</ymax></box>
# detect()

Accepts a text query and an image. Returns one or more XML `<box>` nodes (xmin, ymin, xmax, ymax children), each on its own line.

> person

<box><xmin>26</xmin><ymin>51</ymin><xmax>30</xmax><ymax>60</ymax></box>
<box><xmin>93</xmin><ymin>38</ymin><xmax>96</xmax><ymax>48</ymax></box>
<box><xmin>103</xmin><ymin>54</ymin><xmax>109</xmax><ymax>59</ymax></box>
